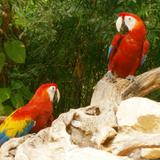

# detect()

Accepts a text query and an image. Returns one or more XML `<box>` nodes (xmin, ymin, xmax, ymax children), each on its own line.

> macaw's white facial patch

<box><xmin>47</xmin><ymin>86</ymin><xmax>56</xmax><ymax>102</ymax></box>
<box><xmin>116</xmin><ymin>16</ymin><xmax>123</xmax><ymax>32</ymax></box>
<box><xmin>124</xmin><ymin>16</ymin><xmax>136</xmax><ymax>31</ymax></box>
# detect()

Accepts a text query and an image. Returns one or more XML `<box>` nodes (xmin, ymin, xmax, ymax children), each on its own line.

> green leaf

<box><xmin>11</xmin><ymin>93</ymin><xmax>24</xmax><ymax>109</ymax></box>
<box><xmin>11</xmin><ymin>80</ymin><xmax>24</xmax><ymax>90</ymax></box>
<box><xmin>4</xmin><ymin>40</ymin><xmax>26</xmax><ymax>63</ymax></box>
<box><xmin>20</xmin><ymin>85</ymin><xmax>33</xmax><ymax>100</ymax></box>
<box><xmin>0</xmin><ymin>52</ymin><xmax>5</xmax><ymax>72</ymax></box>
<box><xmin>0</xmin><ymin>88</ymin><xmax>11</xmax><ymax>103</ymax></box>
<box><xmin>11</xmin><ymin>81</ymin><xmax>33</xmax><ymax>100</ymax></box>
<box><xmin>1</xmin><ymin>104</ymin><xmax>13</xmax><ymax>115</ymax></box>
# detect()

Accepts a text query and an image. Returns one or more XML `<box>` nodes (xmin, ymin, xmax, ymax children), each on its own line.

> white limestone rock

<box><xmin>117</xmin><ymin>97</ymin><xmax>160</xmax><ymax>132</ymax></box>
<box><xmin>141</xmin><ymin>148</ymin><xmax>160</xmax><ymax>159</ymax></box>
<box><xmin>110</xmin><ymin>97</ymin><xmax>160</xmax><ymax>156</ymax></box>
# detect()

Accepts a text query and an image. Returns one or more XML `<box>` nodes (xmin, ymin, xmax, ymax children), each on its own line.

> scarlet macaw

<box><xmin>0</xmin><ymin>83</ymin><xmax>60</xmax><ymax>145</ymax></box>
<box><xmin>106</xmin><ymin>12</ymin><xmax>149</xmax><ymax>81</ymax></box>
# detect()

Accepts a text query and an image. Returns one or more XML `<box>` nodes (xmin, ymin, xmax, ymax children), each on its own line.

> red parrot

<box><xmin>106</xmin><ymin>12</ymin><xmax>149</xmax><ymax>81</ymax></box>
<box><xmin>0</xmin><ymin>83</ymin><xmax>60</xmax><ymax>145</ymax></box>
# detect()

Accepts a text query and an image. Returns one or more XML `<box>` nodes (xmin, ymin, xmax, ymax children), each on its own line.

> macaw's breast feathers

<box><xmin>0</xmin><ymin>112</ymin><xmax>36</xmax><ymax>145</ymax></box>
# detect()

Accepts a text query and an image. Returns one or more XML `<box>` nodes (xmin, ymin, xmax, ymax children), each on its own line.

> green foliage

<box><xmin>0</xmin><ymin>88</ymin><xmax>11</xmax><ymax>103</ymax></box>
<box><xmin>4</xmin><ymin>40</ymin><xmax>26</xmax><ymax>63</ymax></box>
<box><xmin>0</xmin><ymin>80</ymin><xmax>33</xmax><ymax>115</ymax></box>
<box><xmin>1</xmin><ymin>104</ymin><xmax>13</xmax><ymax>115</ymax></box>
<box><xmin>0</xmin><ymin>0</ymin><xmax>160</xmax><ymax>116</ymax></box>
<box><xmin>11</xmin><ymin>93</ymin><xmax>24</xmax><ymax>109</ymax></box>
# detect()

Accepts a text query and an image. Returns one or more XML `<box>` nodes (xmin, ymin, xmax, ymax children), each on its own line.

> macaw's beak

<box><xmin>54</xmin><ymin>89</ymin><xmax>60</xmax><ymax>103</ymax></box>
<box><xmin>120</xmin><ymin>20</ymin><xmax>129</xmax><ymax>34</ymax></box>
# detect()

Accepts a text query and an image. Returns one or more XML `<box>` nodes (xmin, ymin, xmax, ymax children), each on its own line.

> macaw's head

<box><xmin>32</xmin><ymin>83</ymin><xmax>60</xmax><ymax>103</ymax></box>
<box><xmin>116</xmin><ymin>12</ymin><xmax>146</xmax><ymax>35</ymax></box>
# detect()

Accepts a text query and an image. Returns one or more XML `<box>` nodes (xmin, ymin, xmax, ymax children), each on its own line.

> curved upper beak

<box><xmin>116</xmin><ymin>17</ymin><xmax>123</xmax><ymax>32</ymax></box>
<box><xmin>116</xmin><ymin>16</ymin><xmax>128</xmax><ymax>33</ymax></box>
<box><xmin>55</xmin><ymin>89</ymin><xmax>60</xmax><ymax>103</ymax></box>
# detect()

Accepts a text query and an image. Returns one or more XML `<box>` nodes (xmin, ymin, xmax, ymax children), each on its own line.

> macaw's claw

<box><xmin>126</xmin><ymin>75</ymin><xmax>136</xmax><ymax>82</ymax></box>
<box><xmin>105</xmin><ymin>71</ymin><xmax>116</xmax><ymax>82</ymax></box>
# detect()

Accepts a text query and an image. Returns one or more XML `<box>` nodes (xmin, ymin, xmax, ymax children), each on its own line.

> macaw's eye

<box><xmin>128</xmin><ymin>17</ymin><xmax>131</xmax><ymax>21</ymax></box>
<box><xmin>51</xmin><ymin>86</ymin><xmax>55</xmax><ymax>90</ymax></box>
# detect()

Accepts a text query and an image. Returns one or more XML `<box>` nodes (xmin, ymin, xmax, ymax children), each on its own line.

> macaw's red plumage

<box><xmin>107</xmin><ymin>12</ymin><xmax>149</xmax><ymax>80</ymax></box>
<box><xmin>0</xmin><ymin>83</ymin><xmax>60</xmax><ymax>145</ymax></box>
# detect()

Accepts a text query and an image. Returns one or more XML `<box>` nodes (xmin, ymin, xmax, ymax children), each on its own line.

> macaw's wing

<box><xmin>141</xmin><ymin>39</ymin><xmax>149</xmax><ymax>66</ymax></box>
<box><xmin>108</xmin><ymin>34</ymin><xmax>123</xmax><ymax>61</ymax></box>
<box><xmin>0</xmin><ymin>112</ymin><xmax>36</xmax><ymax>145</ymax></box>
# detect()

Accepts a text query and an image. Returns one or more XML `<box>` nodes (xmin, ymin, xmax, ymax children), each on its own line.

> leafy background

<box><xmin>0</xmin><ymin>0</ymin><xmax>159</xmax><ymax>117</ymax></box>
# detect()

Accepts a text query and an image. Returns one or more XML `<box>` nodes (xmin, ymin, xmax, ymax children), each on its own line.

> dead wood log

<box><xmin>91</xmin><ymin>67</ymin><xmax>160</xmax><ymax>107</ymax></box>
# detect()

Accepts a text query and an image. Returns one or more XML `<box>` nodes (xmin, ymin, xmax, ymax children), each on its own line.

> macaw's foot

<box><xmin>105</xmin><ymin>71</ymin><xmax>116</xmax><ymax>82</ymax></box>
<box><xmin>126</xmin><ymin>75</ymin><xmax>135</xmax><ymax>82</ymax></box>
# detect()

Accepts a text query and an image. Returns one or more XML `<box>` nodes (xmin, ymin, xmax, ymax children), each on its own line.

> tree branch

<box><xmin>121</xmin><ymin>67</ymin><xmax>160</xmax><ymax>99</ymax></box>
<box><xmin>91</xmin><ymin>67</ymin><xmax>160</xmax><ymax>107</ymax></box>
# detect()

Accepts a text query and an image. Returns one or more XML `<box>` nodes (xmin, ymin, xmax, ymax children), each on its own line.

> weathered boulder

<box><xmin>0</xmin><ymin>111</ymin><xmax>129</xmax><ymax>160</ymax></box>
<box><xmin>110</xmin><ymin>97</ymin><xmax>160</xmax><ymax>156</ymax></box>
<box><xmin>141</xmin><ymin>148</ymin><xmax>160</xmax><ymax>159</ymax></box>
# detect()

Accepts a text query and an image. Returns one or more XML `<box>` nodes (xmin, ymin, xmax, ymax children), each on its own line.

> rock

<box><xmin>69</xmin><ymin>105</ymin><xmax>117</xmax><ymax>147</ymax></box>
<box><xmin>110</xmin><ymin>131</ymin><xmax>160</xmax><ymax>156</ymax></box>
<box><xmin>110</xmin><ymin>97</ymin><xmax>160</xmax><ymax>156</ymax></box>
<box><xmin>0</xmin><ymin>135</ymin><xmax>33</xmax><ymax>160</ymax></box>
<box><xmin>16</xmin><ymin>144</ymin><xmax>133</xmax><ymax>160</ymax></box>
<box><xmin>127</xmin><ymin>149</ymin><xmax>145</xmax><ymax>160</ymax></box>
<box><xmin>64</xmin><ymin>147</ymin><xmax>133</xmax><ymax>160</ymax></box>
<box><xmin>117</xmin><ymin>97</ymin><xmax>160</xmax><ymax>132</ymax></box>
<box><xmin>141</xmin><ymin>148</ymin><xmax>160</xmax><ymax>159</ymax></box>
<box><xmin>0</xmin><ymin>112</ymin><xmax>130</xmax><ymax>160</ymax></box>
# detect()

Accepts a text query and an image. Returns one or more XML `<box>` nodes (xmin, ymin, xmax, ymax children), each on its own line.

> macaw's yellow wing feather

<box><xmin>0</xmin><ymin>114</ymin><xmax>36</xmax><ymax>145</ymax></box>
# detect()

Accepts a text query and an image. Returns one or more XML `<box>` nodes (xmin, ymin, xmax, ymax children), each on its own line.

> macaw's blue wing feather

<box><xmin>0</xmin><ymin>133</ymin><xmax>9</xmax><ymax>145</ymax></box>
<box><xmin>108</xmin><ymin>45</ymin><xmax>113</xmax><ymax>59</ymax></box>
<box><xmin>141</xmin><ymin>55</ymin><xmax>147</xmax><ymax>66</ymax></box>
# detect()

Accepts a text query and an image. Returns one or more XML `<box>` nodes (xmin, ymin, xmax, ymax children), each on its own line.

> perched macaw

<box><xmin>0</xmin><ymin>83</ymin><xmax>60</xmax><ymax>145</ymax></box>
<box><xmin>106</xmin><ymin>12</ymin><xmax>149</xmax><ymax>81</ymax></box>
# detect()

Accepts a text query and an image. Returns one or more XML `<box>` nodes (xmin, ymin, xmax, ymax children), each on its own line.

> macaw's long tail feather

<box><xmin>0</xmin><ymin>133</ymin><xmax>9</xmax><ymax>145</ymax></box>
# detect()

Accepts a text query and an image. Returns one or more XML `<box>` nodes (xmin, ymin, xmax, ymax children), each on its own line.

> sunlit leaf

<box><xmin>4</xmin><ymin>40</ymin><xmax>26</xmax><ymax>63</ymax></box>
<box><xmin>2</xmin><ymin>104</ymin><xmax>13</xmax><ymax>115</ymax></box>
<box><xmin>11</xmin><ymin>93</ymin><xmax>24</xmax><ymax>109</ymax></box>
<box><xmin>0</xmin><ymin>88</ymin><xmax>11</xmax><ymax>103</ymax></box>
